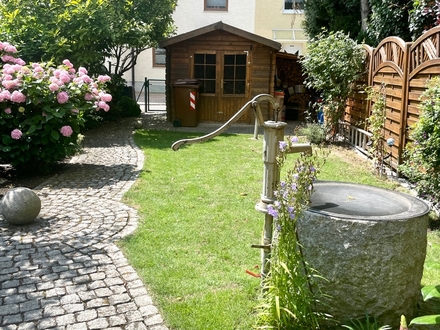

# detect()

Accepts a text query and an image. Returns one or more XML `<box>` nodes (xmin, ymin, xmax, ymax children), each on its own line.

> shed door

<box><xmin>193</xmin><ymin>51</ymin><xmax>249</xmax><ymax>122</ymax></box>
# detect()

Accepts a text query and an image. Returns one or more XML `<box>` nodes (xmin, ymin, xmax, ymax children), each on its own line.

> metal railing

<box><xmin>127</xmin><ymin>78</ymin><xmax>166</xmax><ymax>112</ymax></box>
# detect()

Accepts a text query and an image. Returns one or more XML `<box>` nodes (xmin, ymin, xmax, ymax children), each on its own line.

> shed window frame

<box><xmin>152</xmin><ymin>48</ymin><xmax>166</xmax><ymax>67</ymax></box>
<box><xmin>222</xmin><ymin>53</ymin><xmax>247</xmax><ymax>96</ymax></box>
<box><xmin>192</xmin><ymin>50</ymin><xmax>248</xmax><ymax>97</ymax></box>
<box><xmin>193</xmin><ymin>52</ymin><xmax>217</xmax><ymax>95</ymax></box>
<box><xmin>204</xmin><ymin>0</ymin><xmax>228</xmax><ymax>11</ymax></box>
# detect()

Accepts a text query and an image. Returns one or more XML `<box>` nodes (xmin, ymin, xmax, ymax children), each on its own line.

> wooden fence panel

<box><xmin>344</xmin><ymin>45</ymin><xmax>372</xmax><ymax>128</ymax></box>
<box><xmin>406</xmin><ymin>26</ymin><xmax>440</xmax><ymax>147</ymax></box>
<box><xmin>342</xmin><ymin>26</ymin><xmax>440</xmax><ymax>172</ymax></box>
<box><xmin>369</xmin><ymin>37</ymin><xmax>410</xmax><ymax>169</ymax></box>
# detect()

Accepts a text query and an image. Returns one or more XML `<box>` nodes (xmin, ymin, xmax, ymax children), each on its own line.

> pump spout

<box><xmin>171</xmin><ymin>94</ymin><xmax>281</xmax><ymax>151</ymax></box>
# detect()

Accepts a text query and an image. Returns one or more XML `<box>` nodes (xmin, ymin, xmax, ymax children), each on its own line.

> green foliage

<box><xmin>409</xmin><ymin>285</ymin><xmax>440</xmax><ymax>327</ymax></box>
<box><xmin>365</xmin><ymin>83</ymin><xmax>388</xmax><ymax>175</ymax></box>
<box><xmin>399</xmin><ymin>76</ymin><xmax>440</xmax><ymax>207</ymax></box>
<box><xmin>117</xmin><ymin>96</ymin><xmax>141</xmax><ymax>118</ymax></box>
<box><xmin>0</xmin><ymin>0</ymin><xmax>111</xmax><ymax>73</ymax></box>
<box><xmin>295</xmin><ymin>123</ymin><xmax>326</xmax><ymax>145</ymax></box>
<box><xmin>366</xmin><ymin>0</ymin><xmax>413</xmax><ymax>46</ymax></box>
<box><xmin>300</xmin><ymin>31</ymin><xmax>365</xmax><ymax>137</ymax></box>
<box><xmin>0</xmin><ymin>42</ymin><xmax>111</xmax><ymax>172</ymax></box>
<box><xmin>342</xmin><ymin>314</ymin><xmax>391</xmax><ymax>330</ymax></box>
<box><xmin>409</xmin><ymin>0</ymin><xmax>440</xmax><ymax>41</ymax></box>
<box><xmin>256</xmin><ymin>137</ymin><xmax>329</xmax><ymax>329</ymax></box>
<box><xmin>302</xmin><ymin>0</ymin><xmax>363</xmax><ymax>42</ymax></box>
<box><xmin>303</xmin><ymin>0</ymin><xmax>423</xmax><ymax>47</ymax></box>
<box><xmin>0</xmin><ymin>0</ymin><xmax>177</xmax><ymax>76</ymax></box>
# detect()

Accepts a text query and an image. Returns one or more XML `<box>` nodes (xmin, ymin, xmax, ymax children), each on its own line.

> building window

<box><xmin>284</xmin><ymin>0</ymin><xmax>304</xmax><ymax>11</ymax></box>
<box><xmin>194</xmin><ymin>53</ymin><xmax>217</xmax><ymax>94</ymax></box>
<box><xmin>153</xmin><ymin>48</ymin><xmax>166</xmax><ymax>67</ymax></box>
<box><xmin>205</xmin><ymin>0</ymin><xmax>228</xmax><ymax>11</ymax></box>
<box><xmin>223</xmin><ymin>54</ymin><xmax>246</xmax><ymax>95</ymax></box>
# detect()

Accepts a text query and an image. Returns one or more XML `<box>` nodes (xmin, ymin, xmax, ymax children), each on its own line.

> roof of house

<box><xmin>159</xmin><ymin>21</ymin><xmax>281</xmax><ymax>50</ymax></box>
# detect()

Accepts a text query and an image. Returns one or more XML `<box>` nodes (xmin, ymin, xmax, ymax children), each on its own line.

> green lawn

<box><xmin>121</xmin><ymin>130</ymin><xmax>439</xmax><ymax>329</ymax></box>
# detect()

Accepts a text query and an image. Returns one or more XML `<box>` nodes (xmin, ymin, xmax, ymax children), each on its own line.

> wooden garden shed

<box><xmin>159</xmin><ymin>21</ymin><xmax>282</xmax><ymax>125</ymax></box>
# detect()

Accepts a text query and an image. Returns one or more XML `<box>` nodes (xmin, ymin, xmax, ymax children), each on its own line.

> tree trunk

<box><xmin>360</xmin><ymin>0</ymin><xmax>371</xmax><ymax>32</ymax></box>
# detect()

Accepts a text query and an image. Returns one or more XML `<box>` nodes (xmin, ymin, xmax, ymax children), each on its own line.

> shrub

<box><xmin>300</xmin><ymin>30</ymin><xmax>365</xmax><ymax>138</ymax></box>
<box><xmin>295</xmin><ymin>123</ymin><xmax>326</xmax><ymax>144</ymax></box>
<box><xmin>117</xmin><ymin>96</ymin><xmax>141</xmax><ymax>117</ymax></box>
<box><xmin>399</xmin><ymin>76</ymin><xmax>440</xmax><ymax>208</ymax></box>
<box><xmin>0</xmin><ymin>41</ymin><xmax>112</xmax><ymax>172</ymax></box>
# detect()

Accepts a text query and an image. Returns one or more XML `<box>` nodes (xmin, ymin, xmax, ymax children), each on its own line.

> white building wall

<box><xmin>173</xmin><ymin>0</ymin><xmax>256</xmax><ymax>34</ymax></box>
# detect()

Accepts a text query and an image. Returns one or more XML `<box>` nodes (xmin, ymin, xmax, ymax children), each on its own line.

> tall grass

<box><xmin>121</xmin><ymin>130</ymin><xmax>438</xmax><ymax>329</ymax></box>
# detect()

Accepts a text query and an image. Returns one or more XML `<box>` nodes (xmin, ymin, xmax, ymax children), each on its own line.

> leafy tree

<box><xmin>409</xmin><ymin>0</ymin><xmax>440</xmax><ymax>40</ymax></box>
<box><xmin>303</xmin><ymin>0</ymin><xmax>419</xmax><ymax>46</ymax></box>
<box><xmin>303</xmin><ymin>0</ymin><xmax>363</xmax><ymax>42</ymax></box>
<box><xmin>300</xmin><ymin>30</ymin><xmax>365</xmax><ymax>136</ymax></box>
<box><xmin>0</xmin><ymin>0</ymin><xmax>176</xmax><ymax>75</ymax></box>
<box><xmin>105</xmin><ymin>0</ymin><xmax>177</xmax><ymax>76</ymax></box>
<box><xmin>367</xmin><ymin>0</ymin><xmax>413</xmax><ymax>45</ymax></box>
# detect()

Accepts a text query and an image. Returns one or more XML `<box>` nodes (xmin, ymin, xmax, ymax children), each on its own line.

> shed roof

<box><xmin>159</xmin><ymin>21</ymin><xmax>281</xmax><ymax>50</ymax></box>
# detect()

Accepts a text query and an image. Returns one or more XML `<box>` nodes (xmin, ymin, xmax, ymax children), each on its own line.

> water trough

<box><xmin>299</xmin><ymin>181</ymin><xmax>430</xmax><ymax>327</ymax></box>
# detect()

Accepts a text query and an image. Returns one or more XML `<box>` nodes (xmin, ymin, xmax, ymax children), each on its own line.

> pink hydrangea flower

<box><xmin>57</xmin><ymin>91</ymin><xmax>69</xmax><ymax>104</ymax></box>
<box><xmin>11</xmin><ymin>128</ymin><xmax>22</xmax><ymax>140</ymax></box>
<box><xmin>11</xmin><ymin>90</ymin><xmax>26</xmax><ymax>103</ymax></box>
<box><xmin>14</xmin><ymin>58</ymin><xmax>26</xmax><ymax>66</ymax></box>
<box><xmin>97</xmin><ymin>101</ymin><xmax>110</xmax><ymax>112</ymax></box>
<box><xmin>4</xmin><ymin>107</ymin><xmax>11</xmax><ymax>114</ymax></box>
<box><xmin>62</xmin><ymin>59</ymin><xmax>73</xmax><ymax>68</ymax></box>
<box><xmin>59</xmin><ymin>71</ymin><xmax>70</xmax><ymax>84</ymax></box>
<box><xmin>60</xmin><ymin>125</ymin><xmax>73</xmax><ymax>137</ymax></box>
<box><xmin>49</xmin><ymin>77</ymin><xmax>62</xmax><ymax>86</ymax></box>
<box><xmin>33</xmin><ymin>65</ymin><xmax>44</xmax><ymax>73</ymax></box>
<box><xmin>84</xmin><ymin>93</ymin><xmax>94</xmax><ymax>101</ymax></box>
<box><xmin>0</xmin><ymin>90</ymin><xmax>11</xmax><ymax>101</ymax></box>
<box><xmin>4</xmin><ymin>45</ymin><xmax>17</xmax><ymax>53</ymax></box>
<box><xmin>80</xmin><ymin>75</ymin><xmax>92</xmax><ymax>84</ymax></box>
<box><xmin>78</xmin><ymin>67</ymin><xmax>88</xmax><ymax>75</ymax></box>
<box><xmin>3</xmin><ymin>65</ymin><xmax>16</xmax><ymax>75</ymax></box>
<box><xmin>2</xmin><ymin>79</ymin><xmax>19</xmax><ymax>89</ymax></box>
<box><xmin>49</xmin><ymin>83</ymin><xmax>59</xmax><ymax>92</ymax></box>
<box><xmin>98</xmin><ymin>92</ymin><xmax>112</xmax><ymax>102</ymax></box>
<box><xmin>2</xmin><ymin>74</ymin><xmax>13</xmax><ymax>81</ymax></box>
<box><xmin>97</xmin><ymin>75</ymin><xmax>111</xmax><ymax>83</ymax></box>
<box><xmin>1</xmin><ymin>55</ymin><xmax>15</xmax><ymax>63</ymax></box>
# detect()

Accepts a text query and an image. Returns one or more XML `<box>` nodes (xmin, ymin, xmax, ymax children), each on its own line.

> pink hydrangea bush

<box><xmin>0</xmin><ymin>42</ymin><xmax>112</xmax><ymax>172</ymax></box>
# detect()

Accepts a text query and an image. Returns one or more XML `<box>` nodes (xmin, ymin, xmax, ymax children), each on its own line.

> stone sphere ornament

<box><xmin>1</xmin><ymin>187</ymin><xmax>41</xmax><ymax>225</ymax></box>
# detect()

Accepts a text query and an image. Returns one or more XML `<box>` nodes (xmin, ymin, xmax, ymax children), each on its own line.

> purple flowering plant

<box><xmin>257</xmin><ymin>136</ymin><xmax>329</xmax><ymax>329</ymax></box>
<box><xmin>0</xmin><ymin>41</ymin><xmax>112</xmax><ymax>172</ymax></box>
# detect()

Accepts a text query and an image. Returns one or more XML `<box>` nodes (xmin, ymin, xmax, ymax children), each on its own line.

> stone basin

<box><xmin>297</xmin><ymin>181</ymin><xmax>430</xmax><ymax>328</ymax></box>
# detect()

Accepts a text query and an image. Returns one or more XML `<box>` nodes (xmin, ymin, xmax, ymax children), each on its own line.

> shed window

<box><xmin>223</xmin><ymin>54</ymin><xmax>246</xmax><ymax>95</ymax></box>
<box><xmin>153</xmin><ymin>48</ymin><xmax>166</xmax><ymax>67</ymax></box>
<box><xmin>284</xmin><ymin>0</ymin><xmax>304</xmax><ymax>10</ymax></box>
<box><xmin>194</xmin><ymin>53</ymin><xmax>216</xmax><ymax>94</ymax></box>
<box><xmin>205</xmin><ymin>0</ymin><xmax>227</xmax><ymax>11</ymax></box>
